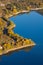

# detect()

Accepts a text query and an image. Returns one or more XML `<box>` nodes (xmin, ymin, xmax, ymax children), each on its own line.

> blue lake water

<box><xmin>0</xmin><ymin>11</ymin><xmax>43</xmax><ymax>65</ymax></box>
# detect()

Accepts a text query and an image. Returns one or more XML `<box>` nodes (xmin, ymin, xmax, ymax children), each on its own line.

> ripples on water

<box><xmin>0</xmin><ymin>11</ymin><xmax>43</xmax><ymax>65</ymax></box>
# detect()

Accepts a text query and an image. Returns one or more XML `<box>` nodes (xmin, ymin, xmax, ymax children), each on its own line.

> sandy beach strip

<box><xmin>0</xmin><ymin>43</ymin><xmax>35</xmax><ymax>55</ymax></box>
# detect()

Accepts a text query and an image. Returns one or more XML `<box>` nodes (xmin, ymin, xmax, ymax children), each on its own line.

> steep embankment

<box><xmin>36</xmin><ymin>9</ymin><xmax>43</xmax><ymax>15</ymax></box>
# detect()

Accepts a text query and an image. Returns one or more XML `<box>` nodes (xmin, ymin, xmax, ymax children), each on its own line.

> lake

<box><xmin>0</xmin><ymin>11</ymin><xmax>43</xmax><ymax>65</ymax></box>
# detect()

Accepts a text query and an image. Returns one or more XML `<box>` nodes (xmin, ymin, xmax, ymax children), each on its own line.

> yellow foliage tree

<box><xmin>13</xmin><ymin>9</ymin><xmax>17</xmax><ymax>13</ymax></box>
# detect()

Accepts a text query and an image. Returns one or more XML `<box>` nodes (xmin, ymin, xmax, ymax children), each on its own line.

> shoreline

<box><xmin>0</xmin><ymin>43</ymin><xmax>35</xmax><ymax>56</ymax></box>
<box><xmin>8</xmin><ymin>10</ymin><xmax>30</xmax><ymax>18</ymax></box>
<box><xmin>8</xmin><ymin>7</ymin><xmax>43</xmax><ymax>18</ymax></box>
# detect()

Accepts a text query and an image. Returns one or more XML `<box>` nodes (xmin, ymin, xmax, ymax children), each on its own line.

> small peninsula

<box><xmin>0</xmin><ymin>17</ymin><xmax>35</xmax><ymax>55</ymax></box>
